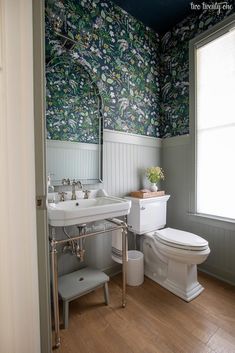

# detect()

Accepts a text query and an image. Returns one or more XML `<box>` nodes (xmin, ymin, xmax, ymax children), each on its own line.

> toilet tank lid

<box><xmin>155</xmin><ymin>228</ymin><xmax>208</xmax><ymax>248</ymax></box>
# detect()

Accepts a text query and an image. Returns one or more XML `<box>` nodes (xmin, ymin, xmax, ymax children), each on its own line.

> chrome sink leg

<box><xmin>122</xmin><ymin>220</ymin><xmax>128</xmax><ymax>308</ymax></box>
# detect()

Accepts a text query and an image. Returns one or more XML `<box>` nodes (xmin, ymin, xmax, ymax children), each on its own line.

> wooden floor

<box><xmin>55</xmin><ymin>273</ymin><xmax>235</xmax><ymax>353</ymax></box>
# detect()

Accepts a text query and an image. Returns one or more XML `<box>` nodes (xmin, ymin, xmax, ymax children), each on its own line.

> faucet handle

<box><xmin>62</xmin><ymin>178</ymin><xmax>70</xmax><ymax>185</ymax></box>
<box><xmin>58</xmin><ymin>191</ymin><xmax>67</xmax><ymax>202</ymax></box>
<box><xmin>84</xmin><ymin>190</ymin><xmax>91</xmax><ymax>199</ymax></box>
<box><xmin>72</xmin><ymin>179</ymin><xmax>77</xmax><ymax>185</ymax></box>
<box><xmin>62</xmin><ymin>178</ymin><xmax>67</xmax><ymax>185</ymax></box>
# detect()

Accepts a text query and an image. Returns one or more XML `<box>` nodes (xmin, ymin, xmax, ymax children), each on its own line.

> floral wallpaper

<box><xmin>45</xmin><ymin>0</ymin><xmax>161</xmax><ymax>143</ymax></box>
<box><xmin>160</xmin><ymin>1</ymin><xmax>234</xmax><ymax>138</ymax></box>
<box><xmin>46</xmin><ymin>0</ymin><xmax>235</xmax><ymax>141</ymax></box>
<box><xmin>46</xmin><ymin>59</ymin><xmax>100</xmax><ymax>143</ymax></box>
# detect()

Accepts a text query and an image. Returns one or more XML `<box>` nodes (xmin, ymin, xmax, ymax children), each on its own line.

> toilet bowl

<box><xmin>125</xmin><ymin>195</ymin><xmax>210</xmax><ymax>302</ymax></box>
<box><xmin>143</xmin><ymin>228</ymin><xmax>210</xmax><ymax>301</ymax></box>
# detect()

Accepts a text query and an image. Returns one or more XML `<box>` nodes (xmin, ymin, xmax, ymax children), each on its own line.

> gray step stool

<box><xmin>58</xmin><ymin>267</ymin><xmax>110</xmax><ymax>329</ymax></box>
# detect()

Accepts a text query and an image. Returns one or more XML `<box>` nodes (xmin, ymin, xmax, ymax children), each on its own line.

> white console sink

<box><xmin>47</xmin><ymin>196</ymin><xmax>131</xmax><ymax>226</ymax></box>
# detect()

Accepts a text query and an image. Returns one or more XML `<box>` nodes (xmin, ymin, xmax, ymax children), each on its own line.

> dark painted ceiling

<box><xmin>111</xmin><ymin>0</ymin><xmax>196</xmax><ymax>33</ymax></box>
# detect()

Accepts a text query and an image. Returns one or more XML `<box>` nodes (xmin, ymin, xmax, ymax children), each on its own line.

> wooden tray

<box><xmin>130</xmin><ymin>190</ymin><xmax>165</xmax><ymax>199</ymax></box>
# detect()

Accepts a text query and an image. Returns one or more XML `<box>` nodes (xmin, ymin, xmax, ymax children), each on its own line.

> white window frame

<box><xmin>189</xmin><ymin>13</ymin><xmax>235</xmax><ymax>224</ymax></box>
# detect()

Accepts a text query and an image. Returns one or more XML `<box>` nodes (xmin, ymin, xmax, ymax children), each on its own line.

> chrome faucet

<box><xmin>71</xmin><ymin>180</ymin><xmax>82</xmax><ymax>200</ymax></box>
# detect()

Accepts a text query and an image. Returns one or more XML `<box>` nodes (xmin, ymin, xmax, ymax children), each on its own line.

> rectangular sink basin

<box><xmin>47</xmin><ymin>196</ymin><xmax>131</xmax><ymax>227</ymax></box>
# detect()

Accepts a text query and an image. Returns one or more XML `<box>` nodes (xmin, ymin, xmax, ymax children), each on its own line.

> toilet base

<box><xmin>145</xmin><ymin>260</ymin><xmax>204</xmax><ymax>302</ymax></box>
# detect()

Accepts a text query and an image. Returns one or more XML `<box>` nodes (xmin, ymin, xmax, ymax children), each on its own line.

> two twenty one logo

<box><xmin>190</xmin><ymin>2</ymin><xmax>233</xmax><ymax>15</ymax></box>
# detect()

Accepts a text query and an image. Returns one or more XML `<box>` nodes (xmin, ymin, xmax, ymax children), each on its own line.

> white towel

<box><xmin>112</xmin><ymin>229</ymin><xmax>128</xmax><ymax>264</ymax></box>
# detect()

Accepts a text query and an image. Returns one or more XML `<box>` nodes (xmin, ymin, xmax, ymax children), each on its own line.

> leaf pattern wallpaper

<box><xmin>46</xmin><ymin>60</ymin><xmax>101</xmax><ymax>143</ymax></box>
<box><xmin>45</xmin><ymin>0</ymin><xmax>161</xmax><ymax>143</ymax></box>
<box><xmin>160</xmin><ymin>1</ymin><xmax>234</xmax><ymax>138</ymax></box>
<box><xmin>46</xmin><ymin>0</ymin><xmax>234</xmax><ymax>141</ymax></box>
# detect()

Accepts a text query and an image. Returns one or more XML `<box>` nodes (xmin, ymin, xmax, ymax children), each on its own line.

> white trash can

<box><xmin>127</xmin><ymin>250</ymin><xmax>144</xmax><ymax>286</ymax></box>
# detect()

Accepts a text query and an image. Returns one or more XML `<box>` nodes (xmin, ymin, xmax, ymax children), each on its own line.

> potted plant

<box><xmin>146</xmin><ymin>166</ymin><xmax>165</xmax><ymax>192</ymax></box>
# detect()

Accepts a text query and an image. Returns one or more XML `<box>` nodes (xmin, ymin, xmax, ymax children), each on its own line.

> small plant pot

<box><xmin>150</xmin><ymin>183</ymin><xmax>158</xmax><ymax>192</ymax></box>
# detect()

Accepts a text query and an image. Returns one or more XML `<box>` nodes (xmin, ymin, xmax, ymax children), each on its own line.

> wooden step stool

<box><xmin>58</xmin><ymin>267</ymin><xmax>110</xmax><ymax>329</ymax></box>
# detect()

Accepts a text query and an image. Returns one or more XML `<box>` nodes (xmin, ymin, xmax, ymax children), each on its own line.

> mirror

<box><xmin>46</xmin><ymin>57</ymin><xmax>103</xmax><ymax>184</ymax></box>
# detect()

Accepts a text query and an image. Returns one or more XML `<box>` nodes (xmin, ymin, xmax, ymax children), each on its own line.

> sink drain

<box><xmin>78</xmin><ymin>277</ymin><xmax>84</xmax><ymax>281</ymax></box>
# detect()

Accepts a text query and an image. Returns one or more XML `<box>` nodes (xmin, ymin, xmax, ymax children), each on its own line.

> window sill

<box><xmin>187</xmin><ymin>212</ymin><xmax>235</xmax><ymax>231</ymax></box>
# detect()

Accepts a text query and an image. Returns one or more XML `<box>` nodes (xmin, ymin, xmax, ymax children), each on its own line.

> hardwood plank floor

<box><xmin>54</xmin><ymin>273</ymin><xmax>235</xmax><ymax>353</ymax></box>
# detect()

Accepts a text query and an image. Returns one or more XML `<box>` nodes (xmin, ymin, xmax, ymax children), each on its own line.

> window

<box><xmin>191</xmin><ymin>18</ymin><xmax>235</xmax><ymax>221</ymax></box>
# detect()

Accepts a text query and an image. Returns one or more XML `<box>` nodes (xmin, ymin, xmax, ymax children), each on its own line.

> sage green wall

<box><xmin>162</xmin><ymin>136</ymin><xmax>235</xmax><ymax>284</ymax></box>
<box><xmin>161</xmin><ymin>6</ymin><xmax>235</xmax><ymax>284</ymax></box>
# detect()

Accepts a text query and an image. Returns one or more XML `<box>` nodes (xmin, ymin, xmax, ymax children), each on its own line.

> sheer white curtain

<box><xmin>196</xmin><ymin>29</ymin><xmax>235</xmax><ymax>219</ymax></box>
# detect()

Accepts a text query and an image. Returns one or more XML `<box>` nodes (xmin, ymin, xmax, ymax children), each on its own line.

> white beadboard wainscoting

<box><xmin>162</xmin><ymin>135</ymin><xmax>235</xmax><ymax>285</ymax></box>
<box><xmin>46</xmin><ymin>139</ymin><xmax>99</xmax><ymax>181</ymax></box>
<box><xmin>103</xmin><ymin>129</ymin><xmax>162</xmax><ymax>196</ymax></box>
<box><xmin>50</xmin><ymin>131</ymin><xmax>235</xmax><ymax>284</ymax></box>
<box><xmin>55</xmin><ymin>130</ymin><xmax>162</xmax><ymax>276</ymax></box>
<box><xmin>99</xmin><ymin>130</ymin><xmax>162</xmax><ymax>274</ymax></box>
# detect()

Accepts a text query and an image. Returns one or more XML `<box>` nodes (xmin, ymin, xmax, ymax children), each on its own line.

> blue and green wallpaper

<box><xmin>160</xmin><ymin>2</ymin><xmax>234</xmax><ymax>138</ymax></box>
<box><xmin>46</xmin><ymin>60</ymin><xmax>100</xmax><ymax>143</ymax></box>
<box><xmin>46</xmin><ymin>0</ymin><xmax>161</xmax><ymax>142</ymax></box>
<box><xmin>46</xmin><ymin>0</ymin><xmax>234</xmax><ymax>141</ymax></box>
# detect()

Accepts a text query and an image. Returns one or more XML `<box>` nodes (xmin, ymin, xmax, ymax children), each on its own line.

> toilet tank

<box><xmin>125</xmin><ymin>195</ymin><xmax>170</xmax><ymax>234</ymax></box>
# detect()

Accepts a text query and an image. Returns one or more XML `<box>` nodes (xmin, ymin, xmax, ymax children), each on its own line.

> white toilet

<box><xmin>125</xmin><ymin>195</ymin><xmax>210</xmax><ymax>301</ymax></box>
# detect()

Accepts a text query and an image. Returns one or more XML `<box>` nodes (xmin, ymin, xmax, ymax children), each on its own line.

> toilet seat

<box><xmin>152</xmin><ymin>227</ymin><xmax>209</xmax><ymax>251</ymax></box>
<box><xmin>126</xmin><ymin>195</ymin><xmax>211</xmax><ymax>301</ymax></box>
